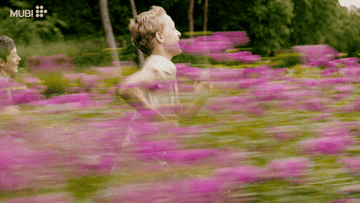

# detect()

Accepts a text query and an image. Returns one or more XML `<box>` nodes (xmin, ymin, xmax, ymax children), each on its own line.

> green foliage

<box><xmin>17</xmin><ymin>42</ymin><xmax>73</xmax><ymax>70</ymax></box>
<box><xmin>249</xmin><ymin>0</ymin><xmax>294</xmax><ymax>56</ymax></box>
<box><xmin>17</xmin><ymin>38</ymin><xmax>117</xmax><ymax>70</ymax></box>
<box><xmin>0</xmin><ymin>7</ymin><xmax>66</xmax><ymax>45</ymax></box>
<box><xmin>272</xmin><ymin>52</ymin><xmax>302</xmax><ymax>68</ymax></box>
<box><xmin>67</xmin><ymin>38</ymin><xmax>112</xmax><ymax>69</ymax></box>
<box><xmin>172</xmin><ymin>53</ymin><xmax>211</xmax><ymax>65</ymax></box>
<box><xmin>323</xmin><ymin>4</ymin><xmax>360</xmax><ymax>56</ymax></box>
<box><xmin>178</xmin><ymin>113</ymin><xmax>217</xmax><ymax>126</ymax></box>
<box><xmin>35</xmin><ymin>72</ymin><xmax>69</xmax><ymax>98</ymax></box>
<box><xmin>122</xmin><ymin>66</ymin><xmax>138</xmax><ymax>77</ymax></box>
<box><xmin>228</xmin><ymin>63</ymin><xmax>261</xmax><ymax>69</ymax></box>
<box><xmin>103</xmin><ymin>76</ymin><xmax>121</xmax><ymax>88</ymax></box>
<box><xmin>9</xmin><ymin>0</ymin><xmax>32</xmax><ymax>8</ymax></box>
<box><xmin>183</xmin><ymin>31</ymin><xmax>212</xmax><ymax>37</ymax></box>
<box><xmin>290</xmin><ymin>0</ymin><xmax>338</xmax><ymax>46</ymax></box>
<box><xmin>4</xmin><ymin>0</ymin><xmax>360</xmax><ymax>62</ymax></box>
<box><xmin>117</xmin><ymin>35</ymin><xmax>138</xmax><ymax>66</ymax></box>
<box><xmin>67</xmin><ymin>175</ymin><xmax>111</xmax><ymax>200</ymax></box>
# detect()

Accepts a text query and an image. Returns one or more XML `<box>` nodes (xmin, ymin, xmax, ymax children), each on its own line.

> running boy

<box><xmin>0</xmin><ymin>35</ymin><xmax>22</xmax><ymax>115</ymax></box>
<box><xmin>118</xmin><ymin>5</ymin><xmax>213</xmax><ymax>124</ymax></box>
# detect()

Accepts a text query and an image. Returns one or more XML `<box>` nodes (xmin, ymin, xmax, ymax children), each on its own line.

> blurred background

<box><xmin>0</xmin><ymin>0</ymin><xmax>360</xmax><ymax>70</ymax></box>
<box><xmin>1</xmin><ymin>0</ymin><xmax>360</xmax><ymax>202</ymax></box>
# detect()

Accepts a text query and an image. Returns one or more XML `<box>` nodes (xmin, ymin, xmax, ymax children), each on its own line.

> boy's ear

<box><xmin>155</xmin><ymin>32</ymin><xmax>164</xmax><ymax>44</ymax></box>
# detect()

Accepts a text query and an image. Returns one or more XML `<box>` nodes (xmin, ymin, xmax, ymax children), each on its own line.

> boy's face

<box><xmin>158</xmin><ymin>14</ymin><xmax>182</xmax><ymax>56</ymax></box>
<box><xmin>0</xmin><ymin>47</ymin><xmax>21</xmax><ymax>74</ymax></box>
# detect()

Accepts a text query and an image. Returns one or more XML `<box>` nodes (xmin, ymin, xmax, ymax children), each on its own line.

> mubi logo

<box><xmin>35</xmin><ymin>5</ymin><xmax>48</xmax><ymax>18</ymax></box>
<box><xmin>10</xmin><ymin>5</ymin><xmax>48</xmax><ymax>18</ymax></box>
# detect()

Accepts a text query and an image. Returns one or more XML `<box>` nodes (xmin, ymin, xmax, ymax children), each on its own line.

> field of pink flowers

<box><xmin>1</xmin><ymin>33</ymin><xmax>360</xmax><ymax>202</ymax></box>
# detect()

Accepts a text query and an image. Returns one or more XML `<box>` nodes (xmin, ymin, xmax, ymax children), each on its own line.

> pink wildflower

<box><xmin>266</xmin><ymin>157</ymin><xmax>312</xmax><ymax>179</ymax></box>
<box><xmin>214</xmin><ymin>165</ymin><xmax>262</xmax><ymax>184</ymax></box>
<box><xmin>338</xmin><ymin>157</ymin><xmax>360</xmax><ymax>176</ymax></box>
<box><xmin>299</xmin><ymin>136</ymin><xmax>353</xmax><ymax>155</ymax></box>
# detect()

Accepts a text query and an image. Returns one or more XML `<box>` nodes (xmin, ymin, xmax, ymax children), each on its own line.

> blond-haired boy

<box><xmin>119</xmin><ymin>5</ymin><xmax>212</xmax><ymax>123</ymax></box>
<box><xmin>118</xmin><ymin>6</ymin><xmax>213</xmax><ymax>147</ymax></box>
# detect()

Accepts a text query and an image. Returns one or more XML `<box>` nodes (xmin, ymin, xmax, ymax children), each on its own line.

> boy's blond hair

<box><xmin>129</xmin><ymin>6</ymin><xmax>166</xmax><ymax>56</ymax></box>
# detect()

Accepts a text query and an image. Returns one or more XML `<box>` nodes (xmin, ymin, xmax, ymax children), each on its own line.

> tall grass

<box><xmin>16</xmin><ymin>38</ymin><xmax>117</xmax><ymax>71</ymax></box>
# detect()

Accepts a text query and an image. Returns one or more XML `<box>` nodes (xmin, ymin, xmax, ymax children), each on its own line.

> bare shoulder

<box><xmin>118</xmin><ymin>66</ymin><xmax>158</xmax><ymax>97</ymax></box>
<box><xmin>123</xmin><ymin>67</ymin><xmax>158</xmax><ymax>85</ymax></box>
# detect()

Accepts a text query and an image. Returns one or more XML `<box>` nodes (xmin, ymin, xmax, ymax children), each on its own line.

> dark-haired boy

<box><xmin>0</xmin><ymin>36</ymin><xmax>22</xmax><ymax>115</ymax></box>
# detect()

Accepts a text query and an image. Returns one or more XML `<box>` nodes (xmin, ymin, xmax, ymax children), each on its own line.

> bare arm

<box><xmin>117</xmin><ymin>70</ymin><xmax>177</xmax><ymax>122</ymax></box>
<box><xmin>118</xmin><ymin>86</ymin><xmax>170</xmax><ymax>122</ymax></box>
<box><xmin>176</xmin><ymin>80</ymin><xmax>213</xmax><ymax>119</ymax></box>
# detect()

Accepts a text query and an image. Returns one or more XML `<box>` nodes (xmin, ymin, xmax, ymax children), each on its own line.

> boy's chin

<box><xmin>174</xmin><ymin>49</ymin><xmax>182</xmax><ymax>55</ymax></box>
<box><xmin>172</xmin><ymin>47</ymin><xmax>182</xmax><ymax>55</ymax></box>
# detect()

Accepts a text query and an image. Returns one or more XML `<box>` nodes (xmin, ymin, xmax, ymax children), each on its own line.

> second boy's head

<box><xmin>0</xmin><ymin>36</ymin><xmax>21</xmax><ymax>77</ymax></box>
<box><xmin>129</xmin><ymin>6</ymin><xmax>181</xmax><ymax>58</ymax></box>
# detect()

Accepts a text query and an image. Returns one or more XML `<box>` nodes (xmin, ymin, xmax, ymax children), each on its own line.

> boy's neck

<box><xmin>0</xmin><ymin>69</ymin><xmax>9</xmax><ymax>78</ymax></box>
<box><xmin>151</xmin><ymin>48</ymin><xmax>173</xmax><ymax>61</ymax></box>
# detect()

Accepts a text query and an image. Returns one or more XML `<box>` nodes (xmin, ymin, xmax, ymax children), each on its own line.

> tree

<box><xmin>203</xmin><ymin>0</ymin><xmax>208</xmax><ymax>32</ymax></box>
<box><xmin>188</xmin><ymin>0</ymin><xmax>194</xmax><ymax>38</ymax></box>
<box><xmin>130</xmin><ymin>0</ymin><xmax>145</xmax><ymax>68</ymax></box>
<box><xmin>248</xmin><ymin>0</ymin><xmax>294</xmax><ymax>56</ymax></box>
<box><xmin>289</xmin><ymin>0</ymin><xmax>339</xmax><ymax>46</ymax></box>
<box><xmin>326</xmin><ymin>3</ymin><xmax>360</xmax><ymax>57</ymax></box>
<box><xmin>99</xmin><ymin>0</ymin><xmax>121</xmax><ymax>77</ymax></box>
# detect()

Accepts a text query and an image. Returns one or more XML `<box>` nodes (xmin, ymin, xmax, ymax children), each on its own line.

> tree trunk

<box><xmin>203</xmin><ymin>0</ymin><xmax>208</xmax><ymax>32</ymax></box>
<box><xmin>99</xmin><ymin>0</ymin><xmax>122</xmax><ymax>78</ymax></box>
<box><xmin>130</xmin><ymin>0</ymin><xmax>145</xmax><ymax>68</ymax></box>
<box><xmin>188</xmin><ymin>0</ymin><xmax>194</xmax><ymax>38</ymax></box>
<box><xmin>319</xmin><ymin>35</ymin><xmax>324</xmax><ymax>44</ymax></box>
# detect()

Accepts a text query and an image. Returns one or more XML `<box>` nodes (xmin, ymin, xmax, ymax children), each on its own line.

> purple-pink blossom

<box><xmin>252</xmin><ymin>83</ymin><xmax>287</xmax><ymax>101</ymax></box>
<box><xmin>333</xmin><ymin>85</ymin><xmax>355</xmax><ymax>93</ymax></box>
<box><xmin>30</xmin><ymin>93</ymin><xmax>90</xmax><ymax>107</ymax></box>
<box><xmin>337</xmin><ymin>57</ymin><xmax>359</xmax><ymax>66</ymax></box>
<box><xmin>64</xmin><ymin>73</ymin><xmax>87</xmax><ymax>82</ymax></box>
<box><xmin>319</xmin><ymin>77</ymin><xmax>351</xmax><ymax>85</ymax></box>
<box><xmin>338</xmin><ymin>157</ymin><xmax>360</xmax><ymax>176</ymax></box>
<box><xmin>158</xmin><ymin>149</ymin><xmax>219</xmax><ymax>165</ymax></box>
<box><xmin>214</xmin><ymin>165</ymin><xmax>262</xmax><ymax>184</ymax></box>
<box><xmin>342</xmin><ymin>98</ymin><xmax>360</xmax><ymax>112</ymax></box>
<box><xmin>265</xmin><ymin>157</ymin><xmax>312</xmax><ymax>179</ymax></box>
<box><xmin>242</xmin><ymin>66</ymin><xmax>270</xmax><ymax>78</ymax></box>
<box><xmin>91</xmin><ymin>67</ymin><xmax>119</xmax><ymax>75</ymax></box>
<box><xmin>213</xmin><ymin>31</ymin><xmax>249</xmax><ymax>46</ymax></box>
<box><xmin>330</xmin><ymin>198</ymin><xmax>358</xmax><ymax>203</ymax></box>
<box><xmin>6</xmin><ymin>193</ymin><xmax>74</xmax><ymax>203</ymax></box>
<box><xmin>136</xmin><ymin>139</ymin><xmax>180</xmax><ymax>160</ymax></box>
<box><xmin>266</xmin><ymin>126</ymin><xmax>300</xmax><ymax>140</ymax></box>
<box><xmin>80</xmin><ymin>74</ymin><xmax>100</xmax><ymax>91</ymax></box>
<box><xmin>299</xmin><ymin>136</ymin><xmax>353</xmax><ymax>155</ymax></box>
<box><xmin>11</xmin><ymin>88</ymin><xmax>44</xmax><ymax>104</ymax></box>
<box><xmin>172</xmin><ymin>177</ymin><xmax>226</xmax><ymax>202</ymax></box>
<box><xmin>302</xmin><ymin>98</ymin><xmax>325</xmax><ymax>111</ymax></box>
<box><xmin>21</xmin><ymin>76</ymin><xmax>41</xmax><ymax>85</ymax></box>
<box><xmin>292</xmin><ymin>45</ymin><xmax>338</xmax><ymax>63</ymax></box>
<box><xmin>236</xmin><ymin>78</ymin><xmax>268</xmax><ymax>89</ymax></box>
<box><xmin>318</xmin><ymin>126</ymin><xmax>354</xmax><ymax>138</ymax></box>
<box><xmin>76</xmin><ymin>154</ymin><xmax>116</xmax><ymax>175</ymax></box>
<box><xmin>322</xmin><ymin>67</ymin><xmax>340</xmax><ymax>77</ymax></box>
